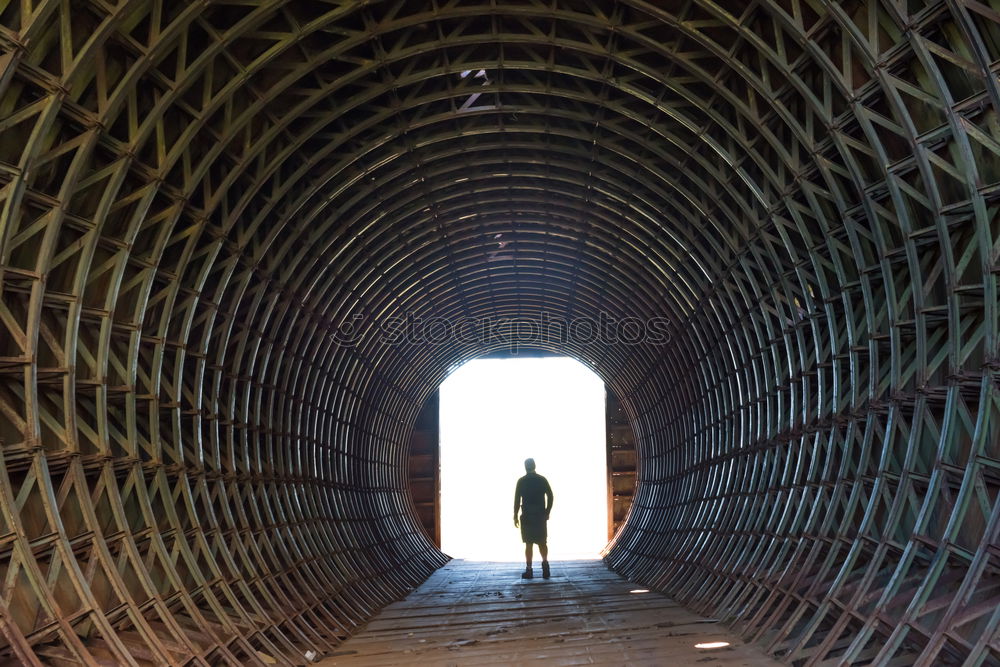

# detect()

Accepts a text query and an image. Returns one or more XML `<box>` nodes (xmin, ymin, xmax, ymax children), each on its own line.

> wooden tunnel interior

<box><xmin>0</xmin><ymin>0</ymin><xmax>999</xmax><ymax>664</ymax></box>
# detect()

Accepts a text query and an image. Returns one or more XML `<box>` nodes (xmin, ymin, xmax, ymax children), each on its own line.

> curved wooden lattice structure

<box><xmin>0</xmin><ymin>1</ymin><xmax>999</xmax><ymax>664</ymax></box>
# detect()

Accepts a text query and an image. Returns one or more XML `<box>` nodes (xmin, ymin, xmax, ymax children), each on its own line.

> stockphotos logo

<box><xmin>332</xmin><ymin>312</ymin><xmax>671</xmax><ymax>349</ymax></box>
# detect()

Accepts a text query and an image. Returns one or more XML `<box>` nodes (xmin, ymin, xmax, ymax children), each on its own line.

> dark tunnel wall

<box><xmin>0</xmin><ymin>1</ymin><xmax>998</xmax><ymax>664</ymax></box>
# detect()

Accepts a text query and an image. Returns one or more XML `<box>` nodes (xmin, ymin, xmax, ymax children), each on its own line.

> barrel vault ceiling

<box><xmin>0</xmin><ymin>0</ymin><xmax>999</xmax><ymax>664</ymax></box>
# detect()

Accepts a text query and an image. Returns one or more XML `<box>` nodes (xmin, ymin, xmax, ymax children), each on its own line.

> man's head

<box><xmin>524</xmin><ymin>458</ymin><xmax>536</xmax><ymax>473</ymax></box>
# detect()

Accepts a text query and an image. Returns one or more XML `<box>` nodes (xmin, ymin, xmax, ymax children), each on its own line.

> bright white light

<box><xmin>630</xmin><ymin>589</ymin><xmax>650</xmax><ymax>594</ymax></box>
<box><xmin>694</xmin><ymin>641</ymin><xmax>731</xmax><ymax>649</ymax></box>
<box><xmin>439</xmin><ymin>357</ymin><xmax>607</xmax><ymax>560</ymax></box>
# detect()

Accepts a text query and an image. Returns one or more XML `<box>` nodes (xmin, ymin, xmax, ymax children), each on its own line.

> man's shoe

<box><xmin>541</xmin><ymin>562</ymin><xmax>550</xmax><ymax>579</ymax></box>
<box><xmin>521</xmin><ymin>567</ymin><xmax>533</xmax><ymax>579</ymax></box>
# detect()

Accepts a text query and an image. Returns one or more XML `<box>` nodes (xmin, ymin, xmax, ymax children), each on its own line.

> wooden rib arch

<box><xmin>0</xmin><ymin>1</ymin><xmax>999</xmax><ymax>665</ymax></box>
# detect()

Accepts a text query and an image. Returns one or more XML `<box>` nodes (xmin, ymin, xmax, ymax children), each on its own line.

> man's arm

<box><xmin>513</xmin><ymin>479</ymin><xmax>522</xmax><ymax>526</ymax></box>
<box><xmin>544</xmin><ymin>479</ymin><xmax>553</xmax><ymax>518</ymax></box>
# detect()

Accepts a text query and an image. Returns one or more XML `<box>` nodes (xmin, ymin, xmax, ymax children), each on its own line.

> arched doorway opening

<box><xmin>437</xmin><ymin>357</ymin><xmax>608</xmax><ymax>560</ymax></box>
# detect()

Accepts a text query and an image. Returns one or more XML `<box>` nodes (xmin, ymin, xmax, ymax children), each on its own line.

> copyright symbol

<box><xmin>332</xmin><ymin>313</ymin><xmax>365</xmax><ymax>346</ymax></box>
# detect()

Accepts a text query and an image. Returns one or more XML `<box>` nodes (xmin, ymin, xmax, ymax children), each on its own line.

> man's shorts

<box><xmin>520</xmin><ymin>512</ymin><xmax>547</xmax><ymax>544</ymax></box>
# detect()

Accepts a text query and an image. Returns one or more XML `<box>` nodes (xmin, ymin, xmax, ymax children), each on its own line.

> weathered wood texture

<box><xmin>407</xmin><ymin>390</ymin><xmax>441</xmax><ymax>547</ymax></box>
<box><xmin>0</xmin><ymin>0</ymin><xmax>998</xmax><ymax>664</ymax></box>
<box><xmin>319</xmin><ymin>560</ymin><xmax>779</xmax><ymax>666</ymax></box>
<box><xmin>606</xmin><ymin>390</ymin><xmax>637</xmax><ymax>541</ymax></box>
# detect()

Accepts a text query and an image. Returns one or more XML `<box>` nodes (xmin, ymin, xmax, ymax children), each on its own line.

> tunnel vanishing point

<box><xmin>0</xmin><ymin>0</ymin><xmax>999</xmax><ymax>664</ymax></box>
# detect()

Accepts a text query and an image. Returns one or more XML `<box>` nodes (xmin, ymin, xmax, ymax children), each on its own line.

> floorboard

<box><xmin>316</xmin><ymin>559</ymin><xmax>780</xmax><ymax>666</ymax></box>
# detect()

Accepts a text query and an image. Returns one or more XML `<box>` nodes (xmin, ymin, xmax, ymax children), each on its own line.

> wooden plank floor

<box><xmin>316</xmin><ymin>560</ymin><xmax>780</xmax><ymax>666</ymax></box>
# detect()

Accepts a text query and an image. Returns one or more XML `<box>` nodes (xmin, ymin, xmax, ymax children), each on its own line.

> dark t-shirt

<box><xmin>514</xmin><ymin>472</ymin><xmax>553</xmax><ymax>516</ymax></box>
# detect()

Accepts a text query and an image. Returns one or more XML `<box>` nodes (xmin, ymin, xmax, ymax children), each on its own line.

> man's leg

<box><xmin>525</xmin><ymin>543</ymin><xmax>533</xmax><ymax>568</ymax></box>
<box><xmin>539</xmin><ymin>543</ymin><xmax>550</xmax><ymax>578</ymax></box>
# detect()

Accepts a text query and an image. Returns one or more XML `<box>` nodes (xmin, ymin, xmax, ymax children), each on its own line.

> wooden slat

<box><xmin>319</xmin><ymin>560</ymin><xmax>780</xmax><ymax>666</ymax></box>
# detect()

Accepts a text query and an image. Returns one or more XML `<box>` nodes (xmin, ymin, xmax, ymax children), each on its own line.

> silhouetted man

<box><xmin>513</xmin><ymin>458</ymin><xmax>553</xmax><ymax>579</ymax></box>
